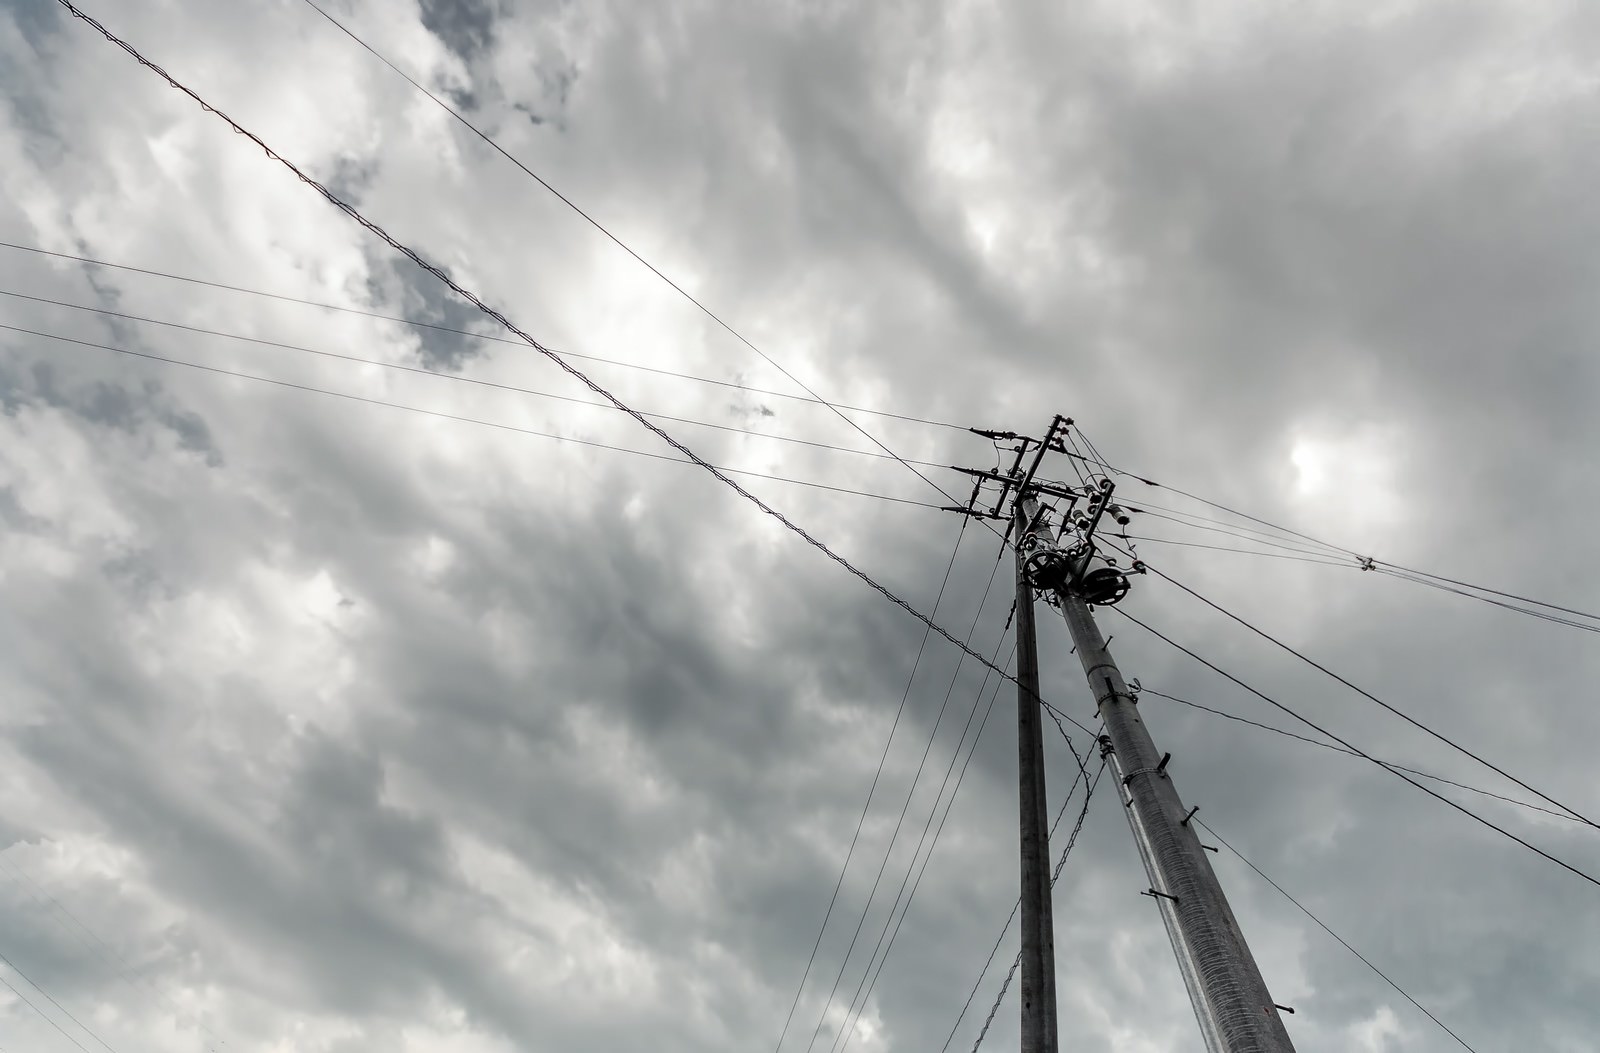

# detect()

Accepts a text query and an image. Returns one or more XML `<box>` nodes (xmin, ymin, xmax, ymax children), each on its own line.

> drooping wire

<box><xmin>1069</xmin><ymin>441</ymin><xmax>1600</xmax><ymax>627</ymax></box>
<box><xmin>1193</xmin><ymin>817</ymin><xmax>1480</xmax><ymax>1052</ymax></box>
<box><xmin>1118</xmin><ymin>535</ymin><xmax>1351</xmax><ymax>569</ymax></box>
<box><xmin>0</xmin><ymin>856</ymin><xmax>226</xmax><ymax>1051</ymax></box>
<box><xmin>962</xmin><ymin>755</ymin><xmax>1109</xmax><ymax>1053</ymax></box>
<box><xmin>830</xmin><ymin>632</ymin><xmax>1020</xmax><ymax>1053</ymax></box>
<box><xmin>1112</xmin><ymin>497</ymin><xmax>1354</xmax><ymax>559</ymax></box>
<box><xmin>802</xmin><ymin>538</ymin><xmax>1008</xmax><ymax>1053</ymax></box>
<box><xmin>52</xmin><ymin>0</ymin><xmax>1019</xmax><ymax>686</ymax></box>
<box><xmin>936</xmin><ymin>728</ymin><xmax>1101</xmax><ymax>1053</ymax></box>
<box><xmin>1141</xmin><ymin>562</ymin><xmax>1600</xmax><ymax>830</ymax></box>
<box><xmin>1122</xmin><ymin>506</ymin><xmax>1346</xmax><ymax>561</ymax></box>
<box><xmin>771</xmin><ymin>518</ymin><xmax>973</xmax><ymax>1053</ymax></box>
<box><xmin>293</xmin><ymin>0</ymin><xmax>983</xmax><ymax>524</ymax></box>
<box><xmin>0</xmin><ymin>325</ymin><xmax>944</xmax><ymax>512</ymax></box>
<box><xmin>1139</xmin><ymin>687</ymin><xmax>1584</xmax><ymax>824</ymax></box>
<box><xmin>0</xmin><ymin>240</ymin><xmax>966</xmax><ymax>433</ymax></box>
<box><xmin>0</xmin><ymin>963</ymin><xmax>106</xmax><ymax>1053</ymax></box>
<box><xmin>1109</xmin><ymin>605</ymin><xmax>1600</xmax><ymax>890</ymax></box>
<box><xmin>0</xmin><ymin>288</ymin><xmax>951</xmax><ymax>470</ymax></box>
<box><xmin>1374</xmin><ymin>566</ymin><xmax>1600</xmax><ymax>636</ymax></box>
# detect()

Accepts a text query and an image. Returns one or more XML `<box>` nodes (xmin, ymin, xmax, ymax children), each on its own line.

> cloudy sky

<box><xmin>3</xmin><ymin>0</ymin><xmax>1599</xmax><ymax>1050</ymax></box>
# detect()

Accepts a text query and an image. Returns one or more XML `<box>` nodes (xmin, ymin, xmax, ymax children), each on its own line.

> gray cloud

<box><xmin>3</xmin><ymin>1</ymin><xmax>1599</xmax><ymax>1051</ymax></box>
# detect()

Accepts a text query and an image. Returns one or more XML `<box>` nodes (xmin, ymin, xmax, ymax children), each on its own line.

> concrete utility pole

<box><xmin>1024</xmin><ymin>490</ymin><xmax>1297</xmax><ymax>1053</ymax></box>
<box><xmin>1013</xmin><ymin>503</ymin><xmax>1059</xmax><ymax>1053</ymax></box>
<box><xmin>951</xmin><ymin>417</ymin><xmax>1292</xmax><ymax>1052</ymax></box>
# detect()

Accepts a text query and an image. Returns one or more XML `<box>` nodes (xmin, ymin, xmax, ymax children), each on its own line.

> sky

<box><xmin>2</xmin><ymin>0</ymin><xmax>1599</xmax><ymax>1051</ymax></box>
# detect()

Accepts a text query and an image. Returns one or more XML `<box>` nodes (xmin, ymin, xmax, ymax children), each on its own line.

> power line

<box><xmin>831</xmin><ymin>647</ymin><xmax>1016</xmax><ymax>1053</ymax></box>
<box><xmin>1193</xmin><ymin>816</ymin><xmax>1479</xmax><ymax>1052</ymax></box>
<box><xmin>803</xmin><ymin>540</ymin><xmax>1009</xmax><ymax>1053</ymax></box>
<box><xmin>1141</xmin><ymin>562</ymin><xmax>1600</xmax><ymax>830</ymax></box>
<box><xmin>293</xmin><ymin>0</ymin><xmax>976</xmax><ymax>518</ymax></box>
<box><xmin>53</xmin><ymin>0</ymin><xmax>1019</xmax><ymax>687</ymax></box>
<box><xmin>0</xmin><ymin>948</ymin><xmax>118</xmax><ymax>1053</ymax></box>
<box><xmin>1118</xmin><ymin>534</ymin><xmax>1352</xmax><ymax>568</ymax></box>
<box><xmin>0</xmin><ymin>324</ymin><xmax>943</xmax><ymax>512</ymax></box>
<box><xmin>0</xmin><ymin>287</ymin><xmax>952</xmax><ymax>470</ymax></box>
<box><xmin>1079</xmin><ymin>445</ymin><xmax>1600</xmax><ymax>627</ymax></box>
<box><xmin>1138</xmin><ymin>687</ymin><xmax>1584</xmax><ymax>824</ymax></box>
<box><xmin>1374</xmin><ymin>566</ymin><xmax>1600</xmax><ymax>636</ymax></box>
<box><xmin>0</xmin><ymin>857</ymin><xmax>226</xmax><ymax>1051</ymax></box>
<box><xmin>0</xmin><ymin>241</ymin><xmax>967</xmax><ymax>433</ymax></box>
<box><xmin>828</xmin><ymin>595</ymin><xmax>1024</xmax><ymax>1053</ymax></box>
<box><xmin>0</xmin><ymin>969</ymin><xmax>99</xmax><ymax>1053</ymax></box>
<box><xmin>1109</xmin><ymin>604</ymin><xmax>1600</xmax><ymax>890</ymax></box>
<box><xmin>1122</xmin><ymin>506</ymin><xmax>1347</xmax><ymax>561</ymax></box>
<box><xmin>1107</xmin><ymin>496</ymin><xmax>1355</xmax><ymax>559</ymax></box>
<box><xmin>957</xmin><ymin>755</ymin><xmax>1108</xmax><ymax>1053</ymax></box>
<box><xmin>773</xmin><ymin>518</ymin><xmax>972</xmax><ymax>1053</ymax></box>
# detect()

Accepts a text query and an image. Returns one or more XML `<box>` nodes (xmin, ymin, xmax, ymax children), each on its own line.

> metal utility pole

<box><xmin>1014</xmin><ymin>503</ymin><xmax>1058</xmax><ymax>1053</ymax></box>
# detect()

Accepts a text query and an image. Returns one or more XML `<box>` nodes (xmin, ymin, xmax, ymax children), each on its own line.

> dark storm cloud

<box><xmin>419</xmin><ymin>0</ymin><xmax>497</xmax><ymax>62</ymax></box>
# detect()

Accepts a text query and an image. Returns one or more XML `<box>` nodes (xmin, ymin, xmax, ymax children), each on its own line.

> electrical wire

<box><xmin>1141</xmin><ymin>562</ymin><xmax>1600</xmax><ymax>829</ymax></box>
<box><xmin>1138</xmin><ymin>688</ymin><xmax>1583</xmax><ymax>824</ymax></box>
<box><xmin>1117</xmin><ymin>534</ymin><xmax>1352</xmax><ymax>568</ymax></box>
<box><xmin>802</xmin><ymin>539</ymin><xmax>1008</xmax><ymax>1053</ymax></box>
<box><xmin>0</xmin><ymin>857</ymin><xmax>225</xmax><ymax>1052</ymax></box>
<box><xmin>0</xmin><ymin>243</ymin><xmax>967</xmax><ymax>433</ymax></box>
<box><xmin>1110</xmin><ymin>497</ymin><xmax>1354</xmax><ymax>559</ymax></box>
<box><xmin>1374</xmin><ymin>566</ymin><xmax>1600</xmax><ymax>636</ymax></box>
<box><xmin>830</xmin><ymin>634</ymin><xmax>1019</xmax><ymax>1053</ymax></box>
<box><xmin>53</xmin><ymin>0</ymin><xmax>1020</xmax><ymax>687</ymax></box>
<box><xmin>0</xmin><ymin>968</ymin><xmax>102</xmax><ymax>1053</ymax></box>
<box><xmin>1193</xmin><ymin>816</ymin><xmax>1479</xmax><ymax>1052</ymax></box>
<box><xmin>1109</xmin><ymin>604</ymin><xmax>1600</xmax><ymax>890</ymax></box>
<box><xmin>959</xmin><ymin>756</ymin><xmax>1109</xmax><ymax>1053</ymax></box>
<box><xmin>293</xmin><ymin>0</ymin><xmax>980</xmax><ymax>521</ymax></box>
<box><xmin>771</xmin><ymin>518</ymin><xmax>972</xmax><ymax>1053</ymax></box>
<box><xmin>0</xmin><ymin>324</ymin><xmax>943</xmax><ymax>512</ymax></box>
<box><xmin>1074</xmin><ymin>443</ymin><xmax>1600</xmax><ymax>627</ymax></box>
<box><xmin>1122</xmin><ymin>507</ymin><xmax>1346</xmax><ymax>561</ymax></box>
<box><xmin>933</xmin><ymin>728</ymin><xmax>1100</xmax><ymax>1053</ymax></box>
<box><xmin>0</xmin><ymin>288</ymin><xmax>950</xmax><ymax>470</ymax></box>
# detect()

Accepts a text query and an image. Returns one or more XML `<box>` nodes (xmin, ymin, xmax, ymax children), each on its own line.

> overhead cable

<box><xmin>959</xmin><ymin>757</ymin><xmax>1108</xmax><ymax>1053</ymax></box>
<box><xmin>829</xmin><ymin>596</ymin><xmax>1028</xmax><ymax>1053</ymax></box>
<box><xmin>0</xmin><ymin>241</ymin><xmax>965</xmax><ymax>433</ymax></box>
<box><xmin>1110</xmin><ymin>604</ymin><xmax>1600</xmax><ymax>890</ymax></box>
<box><xmin>0</xmin><ymin>324</ymin><xmax>942</xmax><ymax>512</ymax></box>
<box><xmin>53</xmin><ymin>0</ymin><xmax>1018</xmax><ymax>686</ymax></box>
<box><xmin>1194</xmin><ymin>816</ymin><xmax>1479</xmax><ymax>1052</ymax></box>
<box><xmin>0</xmin><ymin>288</ymin><xmax>949</xmax><ymax>469</ymax></box>
<box><xmin>1076</xmin><ymin>444</ymin><xmax>1600</xmax><ymax>627</ymax></box>
<box><xmin>1140</xmin><ymin>687</ymin><xmax>1584</xmax><ymax>824</ymax></box>
<box><xmin>293</xmin><ymin>0</ymin><xmax>975</xmax><ymax>514</ymax></box>
<box><xmin>773</xmin><ymin>518</ymin><xmax>972</xmax><ymax>1053</ymax></box>
<box><xmin>803</xmin><ymin>540</ymin><xmax>1009</xmax><ymax>1053</ymax></box>
<box><xmin>0</xmin><ymin>965</ymin><xmax>105</xmax><ymax>1053</ymax></box>
<box><xmin>1142</xmin><ymin>562</ymin><xmax>1600</xmax><ymax>829</ymax></box>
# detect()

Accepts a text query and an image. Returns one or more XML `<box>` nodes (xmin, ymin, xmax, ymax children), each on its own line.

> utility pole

<box><xmin>1014</xmin><ymin>501</ymin><xmax>1058</xmax><ymax>1053</ymax></box>
<box><xmin>1023</xmin><ymin>490</ymin><xmax>1296</xmax><ymax>1053</ymax></box>
<box><xmin>951</xmin><ymin>417</ymin><xmax>1296</xmax><ymax>1053</ymax></box>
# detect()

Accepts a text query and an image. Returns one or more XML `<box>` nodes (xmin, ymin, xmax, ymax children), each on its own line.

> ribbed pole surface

<box><xmin>1056</xmin><ymin>588</ymin><xmax>1296</xmax><ymax>1053</ymax></box>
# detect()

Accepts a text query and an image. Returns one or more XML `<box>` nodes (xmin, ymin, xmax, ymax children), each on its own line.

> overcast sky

<box><xmin>3</xmin><ymin>0</ymin><xmax>1599</xmax><ymax>1051</ymax></box>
